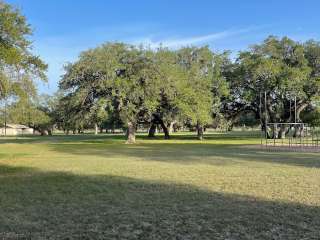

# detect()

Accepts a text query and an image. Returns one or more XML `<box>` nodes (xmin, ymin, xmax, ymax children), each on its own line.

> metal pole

<box><xmin>294</xmin><ymin>96</ymin><xmax>297</xmax><ymax>123</ymax></box>
<box><xmin>289</xmin><ymin>124</ymin><xmax>291</xmax><ymax>148</ymax></box>
<box><xmin>289</xmin><ymin>98</ymin><xmax>292</xmax><ymax>121</ymax></box>
<box><xmin>282</xmin><ymin>124</ymin><xmax>284</xmax><ymax>147</ymax></box>
<box><xmin>306</xmin><ymin>124</ymin><xmax>308</xmax><ymax>148</ymax></box>
<box><xmin>312</xmin><ymin>127</ymin><xmax>314</xmax><ymax>148</ymax></box>
<box><xmin>300</xmin><ymin>124</ymin><xmax>302</xmax><ymax>149</ymax></box>
<box><xmin>259</xmin><ymin>92</ymin><xmax>263</xmax><ymax>147</ymax></box>
<box><xmin>316</xmin><ymin>128</ymin><xmax>319</xmax><ymax>147</ymax></box>
<box><xmin>274</xmin><ymin>124</ymin><xmax>276</xmax><ymax>147</ymax></box>
<box><xmin>265</xmin><ymin>92</ymin><xmax>268</xmax><ymax>143</ymax></box>
<box><xmin>4</xmin><ymin>98</ymin><xmax>7</xmax><ymax>136</ymax></box>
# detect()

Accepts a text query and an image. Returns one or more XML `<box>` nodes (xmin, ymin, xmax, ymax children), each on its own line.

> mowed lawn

<box><xmin>0</xmin><ymin>132</ymin><xmax>319</xmax><ymax>240</ymax></box>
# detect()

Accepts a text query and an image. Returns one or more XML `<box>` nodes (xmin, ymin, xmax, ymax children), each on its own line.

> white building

<box><xmin>0</xmin><ymin>124</ymin><xmax>34</xmax><ymax>136</ymax></box>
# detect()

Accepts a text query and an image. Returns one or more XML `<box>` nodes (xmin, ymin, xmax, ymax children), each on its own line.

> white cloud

<box><xmin>132</xmin><ymin>27</ymin><xmax>262</xmax><ymax>49</ymax></box>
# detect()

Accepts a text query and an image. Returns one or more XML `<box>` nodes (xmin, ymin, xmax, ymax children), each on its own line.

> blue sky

<box><xmin>7</xmin><ymin>0</ymin><xmax>320</xmax><ymax>94</ymax></box>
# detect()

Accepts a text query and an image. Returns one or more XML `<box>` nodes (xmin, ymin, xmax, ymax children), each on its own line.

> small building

<box><xmin>0</xmin><ymin>124</ymin><xmax>34</xmax><ymax>136</ymax></box>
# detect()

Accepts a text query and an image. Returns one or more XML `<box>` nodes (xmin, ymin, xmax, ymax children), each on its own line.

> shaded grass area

<box><xmin>0</xmin><ymin>132</ymin><xmax>319</xmax><ymax>239</ymax></box>
<box><xmin>0</xmin><ymin>130</ymin><xmax>261</xmax><ymax>144</ymax></box>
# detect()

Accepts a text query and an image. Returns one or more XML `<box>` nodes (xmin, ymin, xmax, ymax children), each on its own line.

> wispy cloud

<box><xmin>132</xmin><ymin>26</ymin><xmax>263</xmax><ymax>49</ymax></box>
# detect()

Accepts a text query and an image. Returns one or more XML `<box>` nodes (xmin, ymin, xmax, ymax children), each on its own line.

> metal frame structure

<box><xmin>264</xmin><ymin>123</ymin><xmax>320</xmax><ymax>151</ymax></box>
<box><xmin>259</xmin><ymin>91</ymin><xmax>320</xmax><ymax>151</ymax></box>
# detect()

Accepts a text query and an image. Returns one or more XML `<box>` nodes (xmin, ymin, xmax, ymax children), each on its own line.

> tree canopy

<box><xmin>223</xmin><ymin>36</ymin><xmax>320</xmax><ymax>127</ymax></box>
<box><xmin>58</xmin><ymin>43</ymin><xmax>229</xmax><ymax>142</ymax></box>
<box><xmin>0</xmin><ymin>0</ymin><xmax>47</xmax><ymax>134</ymax></box>
<box><xmin>0</xmin><ymin>1</ymin><xmax>47</xmax><ymax>92</ymax></box>
<box><xmin>2</xmin><ymin>0</ymin><xmax>320</xmax><ymax>142</ymax></box>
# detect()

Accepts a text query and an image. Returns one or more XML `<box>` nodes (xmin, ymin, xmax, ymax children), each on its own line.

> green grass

<box><xmin>0</xmin><ymin>132</ymin><xmax>319</xmax><ymax>239</ymax></box>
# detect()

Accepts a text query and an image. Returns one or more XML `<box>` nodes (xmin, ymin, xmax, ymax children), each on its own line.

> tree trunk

<box><xmin>41</xmin><ymin>130</ymin><xmax>48</xmax><ymax>136</ymax></box>
<box><xmin>296</xmin><ymin>102</ymin><xmax>309</xmax><ymax>122</ymax></box>
<box><xmin>159</xmin><ymin>119</ymin><xmax>170</xmax><ymax>139</ymax></box>
<box><xmin>126</xmin><ymin>121</ymin><xmax>136</xmax><ymax>144</ymax></box>
<box><xmin>168</xmin><ymin>120</ymin><xmax>177</xmax><ymax>134</ymax></box>
<box><xmin>148</xmin><ymin>123</ymin><xmax>157</xmax><ymax>137</ymax></box>
<box><xmin>197</xmin><ymin>122</ymin><xmax>204</xmax><ymax>140</ymax></box>
<box><xmin>278</xmin><ymin>125</ymin><xmax>288</xmax><ymax>139</ymax></box>
<box><xmin>94</xmin><ymin>123</ymin><xmax>98</xmax><ymax>135</ymax></box>
<box><xmin>149</xmin><ymin>114</ymin><xmax>170</xmax><ymax>139</ymax></box>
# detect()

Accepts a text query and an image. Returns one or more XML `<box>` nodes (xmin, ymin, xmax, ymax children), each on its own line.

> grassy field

<box><xmin>0</xmin><ymin>132</ymin><xmax>319</xmax><ymax>239</ymax></box>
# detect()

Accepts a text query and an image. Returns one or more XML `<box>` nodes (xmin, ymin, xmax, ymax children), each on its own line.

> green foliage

<box><xmin>223</xmin><ymin>36</ymin><xmax>320</xmax><ymax>125</ymax></box>
<box><xmin>0</xmin><ymin>0</ymin><xmax>47</xmax><ymax>135</ymax></box>
<box><xmin>56</xmin><ymin>36</ymin><xmax>320</xmax><ymax>141</ymax></box>
<box><xmin>60</xmin><ymin>43</ymin><xmax>163</xmax><ymax>137</ymax></box>
<box><xmin>302</xmin><ymin>110</ymin><xmax>320</xmax><ymax>127</ymax></box>
<box><xmin>237</xmin><ymin>112</ymin><xmax>259</xmax><ymax>127</ymax></box>
<box><xmin>6</xmin><ymin>94</ymin><xmax>52</xmax><ymax>134</ymax></box>
<box><xmin>175</xmin><ymin>47</ymin><xmax>213</xmax><ymax>126</ymax></box>
<box><xmin>110</xmin><ymin>45</ymin><xmax>162</xmax><ymax>125</ymax></box>
<box><xmin>151</xmin><ymin>47</ymin><xmax>183</xmax><ymax>125</ymax></box>
<box><xmin>58</xmin><ymin>44</ymin><xmax>229</xmax><ymax>141</ymax></box>
<box><xmin>301</xmin><ymin>102</ymin><xmax>320</xmax><ymax>127</ymax></box>
<box><xmin>0</xmin><ymin>1</ymin><xmax>47</xmax><ymax>92</ymax></box>
<box><xmin>0</xmin><ymin>1</ymin><xmax>31</xmax><ymax>65</ymax></box>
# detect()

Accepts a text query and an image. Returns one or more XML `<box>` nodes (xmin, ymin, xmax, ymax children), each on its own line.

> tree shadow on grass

<box><xmin>139</xmin><ymin>131</ymin><xmax>260</xmax><ymax>141</ymax></box>
<box><xmin>0</xmin><ymin>132</ymin><xmax>259</xmax><ymax>145</ymax></box>
<box><xmin>49</xmin><ymin>140</ymin><xmax>320</xmax><ymax>169</ymax></box>
<box><xmin>0</xmin><ymin>164</ymin><xmax>35</xmax><ymax>175</ymax></box>
<box><xmin>0</xmin><ymin>164</ymin><xmax>319</xmax><ymax>239</ymax></box>
<box><xmin>0</xmin><ymin>133</ymin><xmax>319</xmax><ymax>168</ymax></box>
<box><xmin>0</xmin><ymin>134</ymin><xmax>126</xmax><ymax>145</ymax></box>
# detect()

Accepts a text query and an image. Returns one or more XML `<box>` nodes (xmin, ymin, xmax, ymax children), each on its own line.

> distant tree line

<box><xmin>1</xmin><ymin>1</ymin><xmax>320</xmax><ymax>142</ymax></box>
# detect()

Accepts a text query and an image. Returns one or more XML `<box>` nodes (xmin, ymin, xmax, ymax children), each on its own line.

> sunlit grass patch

<box><xmin>0</xmin><ymin>132</ymin><xmax>319</xmax><ymax>239</ymax></box>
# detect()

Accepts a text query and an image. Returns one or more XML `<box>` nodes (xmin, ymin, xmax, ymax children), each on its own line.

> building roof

<box><xmin>6</xmin><ymin>124</ymin><xmax>31</xmax><ymax>129</ymax></box>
